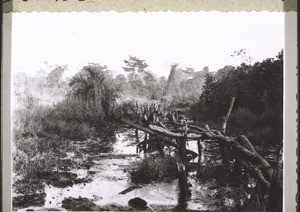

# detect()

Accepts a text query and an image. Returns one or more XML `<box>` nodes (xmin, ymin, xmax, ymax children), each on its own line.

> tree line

<box><xmin>191</xmin><ymin>50</ymin><xmax>283</xmax><ymax>144</ymax></box>
<box><xmin>13</xmin><ymin>49</ymin><xmax>283</xmax><ymax>143</ymax></box>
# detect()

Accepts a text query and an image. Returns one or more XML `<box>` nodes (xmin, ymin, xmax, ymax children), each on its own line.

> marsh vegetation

<box><xmin>12</xmin><ymin>50</ymin><xmax>283</xmax><ymax>211</ymax></box>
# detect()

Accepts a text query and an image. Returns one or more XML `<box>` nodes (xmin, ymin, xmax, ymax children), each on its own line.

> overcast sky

<box><xmin>11</xmin><ymin>12</ymin><xmax>284</xmax><ymax>78</ymax></box>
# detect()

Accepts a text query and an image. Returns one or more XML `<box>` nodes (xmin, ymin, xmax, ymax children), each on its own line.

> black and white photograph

<box><xmin>9</xmin><ymin>11</ymin><xmax>288</xmax><ymax>211</ymax></box>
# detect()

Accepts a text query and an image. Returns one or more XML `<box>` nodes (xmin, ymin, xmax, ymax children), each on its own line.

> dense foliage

<box><xmin>191</xmin><ymin>50</ymin><xmax>283</xmax><ymax>144</ymax></box>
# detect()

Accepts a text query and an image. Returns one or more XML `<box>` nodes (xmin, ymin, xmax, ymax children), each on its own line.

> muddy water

<box><xmin>14</xmin><ymin>128</ymin><xmax>280</xmax><ymax>211</ymax></box>
<box><xmin>14</xmin><ymin>129</ymin><xmax>174</xmax><ymax>211</ymax></box>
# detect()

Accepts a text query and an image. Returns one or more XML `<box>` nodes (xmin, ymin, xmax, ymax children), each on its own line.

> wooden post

<box><xmin>197</xmin><ymin>139</ymin><xmax>202</xmax><ymax>165</ymax></box>
<box><xmin>175</xmin><ymin>111</ymin><xmax>179</xmax><ymax>123</ymax></box>
<box><xmin>222</xmin><ymin>97</ymin><xmax>235</xmax><ymax>134</ymax></box>
<box><xmin>176</xmin><ymin>137</ymin><xmax>190</xmax><ymax>211</ymax></box>
<box><xmin>136</xmin><ymin>140</ymin><xmax>139</xmax><ymax>154</ymax></box>
<box><xmin>220</xmin><ymin>142</ymin><xmax>230</xmax><ymax>168</ymax></box>
<box><xmin>196</xmin><ymin>139</ymin><xmax>206</xmax><ymax>181</ymax></box>
<box><xmin>156</xmin><ymin>139</ymin><xmax>165</xmax><ymax>157</ymax></box>
<box><xmin>142</xmin><ymin>134</ymin><xmax>148</xmax><ymax>153</ymax></box>
<box><xmin>135</xmin><ymin>110</ymin><xmax>141</xmax><ymax>138</ymax></box>
<box><xmin>175</xmin><ymin>122</ymin><xmax>190</xmax><ymax>210</ymax></box>
<box><xmin>178</xmin><ymin>138</ymin><xmax>188</xmax><ymax>167</ymax></box>
<box><xmin>233</xmin><ymin>157</ymin><xmax>242</xmax><ymax>183</ymax></box>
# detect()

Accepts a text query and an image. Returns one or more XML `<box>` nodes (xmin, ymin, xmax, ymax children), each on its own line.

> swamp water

<box><xmin>13</xmin><ymin>128</ymin><xmax>279</xmax><ymax>211</ymax></box>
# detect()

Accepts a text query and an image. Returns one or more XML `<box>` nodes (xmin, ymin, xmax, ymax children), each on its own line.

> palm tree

<box><xmin>69</xmin><ymin>64</ymin><xmax>121</xmax><ymax>120</ymax></box>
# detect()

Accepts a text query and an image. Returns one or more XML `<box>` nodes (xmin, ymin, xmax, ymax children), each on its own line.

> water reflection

<box><xmin>16</xmin><ymin>128</ymin><xmax>278</xmax><ymax>211</ymax></box>
<box><xmin>174</xmin><ymin>172</ymin><xmax>190</xmax><ymax>211</ymax></box>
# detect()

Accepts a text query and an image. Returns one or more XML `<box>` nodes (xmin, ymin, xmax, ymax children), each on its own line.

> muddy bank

<box><xmin>13</xmin><ymin>128</ymin><xmax>279</xmax><ymax>211</ymax></box>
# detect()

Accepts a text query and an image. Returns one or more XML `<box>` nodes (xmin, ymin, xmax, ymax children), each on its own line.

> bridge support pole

<box><xmin>197</xmin><ymin>139</ymin><xmax>202</xmax><ymax>165</ymax></box>
<box><xmin>175</xmin><ymin>136</ymin><xmax>190</xmax><ymax>211</ymax></box>
<box><xmin>220</xmin><ymin>142</ymin><xmax>230</xmax><ymax>169</ymax></box>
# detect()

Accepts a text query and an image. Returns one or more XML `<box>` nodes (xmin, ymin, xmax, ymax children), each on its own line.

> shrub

<box><xmin>130</xmin><ymin>156</ymin><xmax>178</xmax><ymax>183</ymax></box>
<box><xmin>13</xmin><ymin>131</ymin><xmax>69</xmax><ymax>178</ymax></box>
<box><xmin>227</xmin><ymin>107</ymin><xmax>258</xmax><ymax>133</ymax></box>
<box><xmin>53</xmin><ymin>96</ymin><xmax>105</xmax><ymax>124</ymax></box>
<box><xmin>227</xmin><ymin>108</ymin><xmax>282</xmax><ymax>144</ymax></box>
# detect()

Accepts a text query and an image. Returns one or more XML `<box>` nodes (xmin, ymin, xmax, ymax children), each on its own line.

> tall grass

<box><xmin>13</xmin><ymin>65</ymin><xmax>123</xmax><ymax>180</ymax></box>
<box><xmin>42</xmin><ymin>96</ymin><xmax>98</xmax><ymax>139</ymax></box>
<box><xmin>12</xmin><ymin>94</ymin><xmax>68</xmax><ymax>179</ymax></box>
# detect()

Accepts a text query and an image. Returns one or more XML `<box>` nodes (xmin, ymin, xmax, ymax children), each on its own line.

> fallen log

<box><xmin>168</xmin><ymin>121</ymin><xmax>212</xmax><ymax>133</ymax></box>
<box><xmin>237</xmin><ymin>135</ymin><xmax>273</xmax><ymax>181</ymax></box>
<box><xmin>157</xmin><ymin>121</ymin><xmax>168</xmax><ymax>129</ymax></box>
<box><xmin>171</xmin><ymin>128</ymin><xmax>203</xmax><ymax>135</ymax></box>
<box><xmin>188</xmin><ymin>125</ymin><xmax>207</xmax><ymax>132</ymax></box>
<box><xmin>203</xmin><ymin>130</ymin><xmax>274</xmax><ymax>181</ymax></box>
<box><xmin>149</xmin><ymin>124</ymin><xmax>183</xmax><ymax>138</ymax></box>
<box><xmin>121</xmin><ymin>118</ymin><xmax>198</xmax><ymax>159</ymax></box>
<box><xmin>243</xmin><ymin>162</ymin><xmax>270</xmax><ymax>191</ymax></box>
<box><xmin>203</xmin><ymin>128</ymin><xmax>276</xmax><ymax>199</ymax></box>
<box><xmin>121</xmin><ymin>118</ymin><xmax>154</xmax><ymax>135</ymax></box>
<box><xmin>149</xmin><ymin>124</ymin><xmax>203</xmax><ymax>139</ymax></box>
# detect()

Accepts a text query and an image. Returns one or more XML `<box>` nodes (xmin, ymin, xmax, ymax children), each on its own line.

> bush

<box><xmin>130</xmin><ymin>156</ymin><xmax>178</xmax><ymax>183</ymax></box>
<box><xmin>53</xmin><ymin>96</ymin><xmax>105</xmax><ymax>124</ymax></box>
<box><xmin>227</xmin><ymin>108</ymin><xmax>258</xmax><ymax>132</ymax></box>
<box><xmin>40</xmin><ymin>96</ymin><xmax>98</xmax><ymax>139</ymax></box>
<box><xmin>13</xmin><ymin>130</ymin><xmax>68</xmax><ymax>178</ymax></box>
<box><xmin>227</xmin><ymin>108</ymin><xmax>282</xmax><ymax>144</ymax></box>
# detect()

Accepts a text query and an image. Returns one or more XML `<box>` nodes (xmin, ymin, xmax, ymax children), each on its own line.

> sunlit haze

<box><xmin>11</xmin><ymin>12</ymin><xmax>284</xmax><ymax>78</ymax></box>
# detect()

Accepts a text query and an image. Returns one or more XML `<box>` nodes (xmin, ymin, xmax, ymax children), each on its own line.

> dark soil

<box><xmin>13</xmin><ymin>129</ymin><xmax>119</xmax><ymax>210</ymax></box>
<box><xmin>13</xmin><ymin>192</ymin><xmax>47</xmax><ymax>209</ymax></box>
<box><xmin>35</xmin><ymin>171</ymin><xmax>92</xmax><ymax>187</ymax></box>
<box><xmin>61</xmin><ymin>197</ymin><xmax>134</xmax><ymax>211</ymax></box>
<box><xmin>62</xmin><ymin>197</ymin><xmax>99</xmax><ymax>211</ymax></box>
<box><xmin>13</xmin><ymin>170</ymin><xmax>94</xmax><ymax>210</ymax></box>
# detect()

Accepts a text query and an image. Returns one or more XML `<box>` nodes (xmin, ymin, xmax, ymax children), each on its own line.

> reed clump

<box><xmin>130</xmin><ymin>155</ymin><xmax>178</xmax><ymax>183</ymax></box>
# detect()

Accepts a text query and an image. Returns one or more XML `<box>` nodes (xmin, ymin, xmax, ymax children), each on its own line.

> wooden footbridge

<box><xmin>120</xmin><ymin>98</ymin><xmax>282</xmax><ymax>211</ymax></box>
